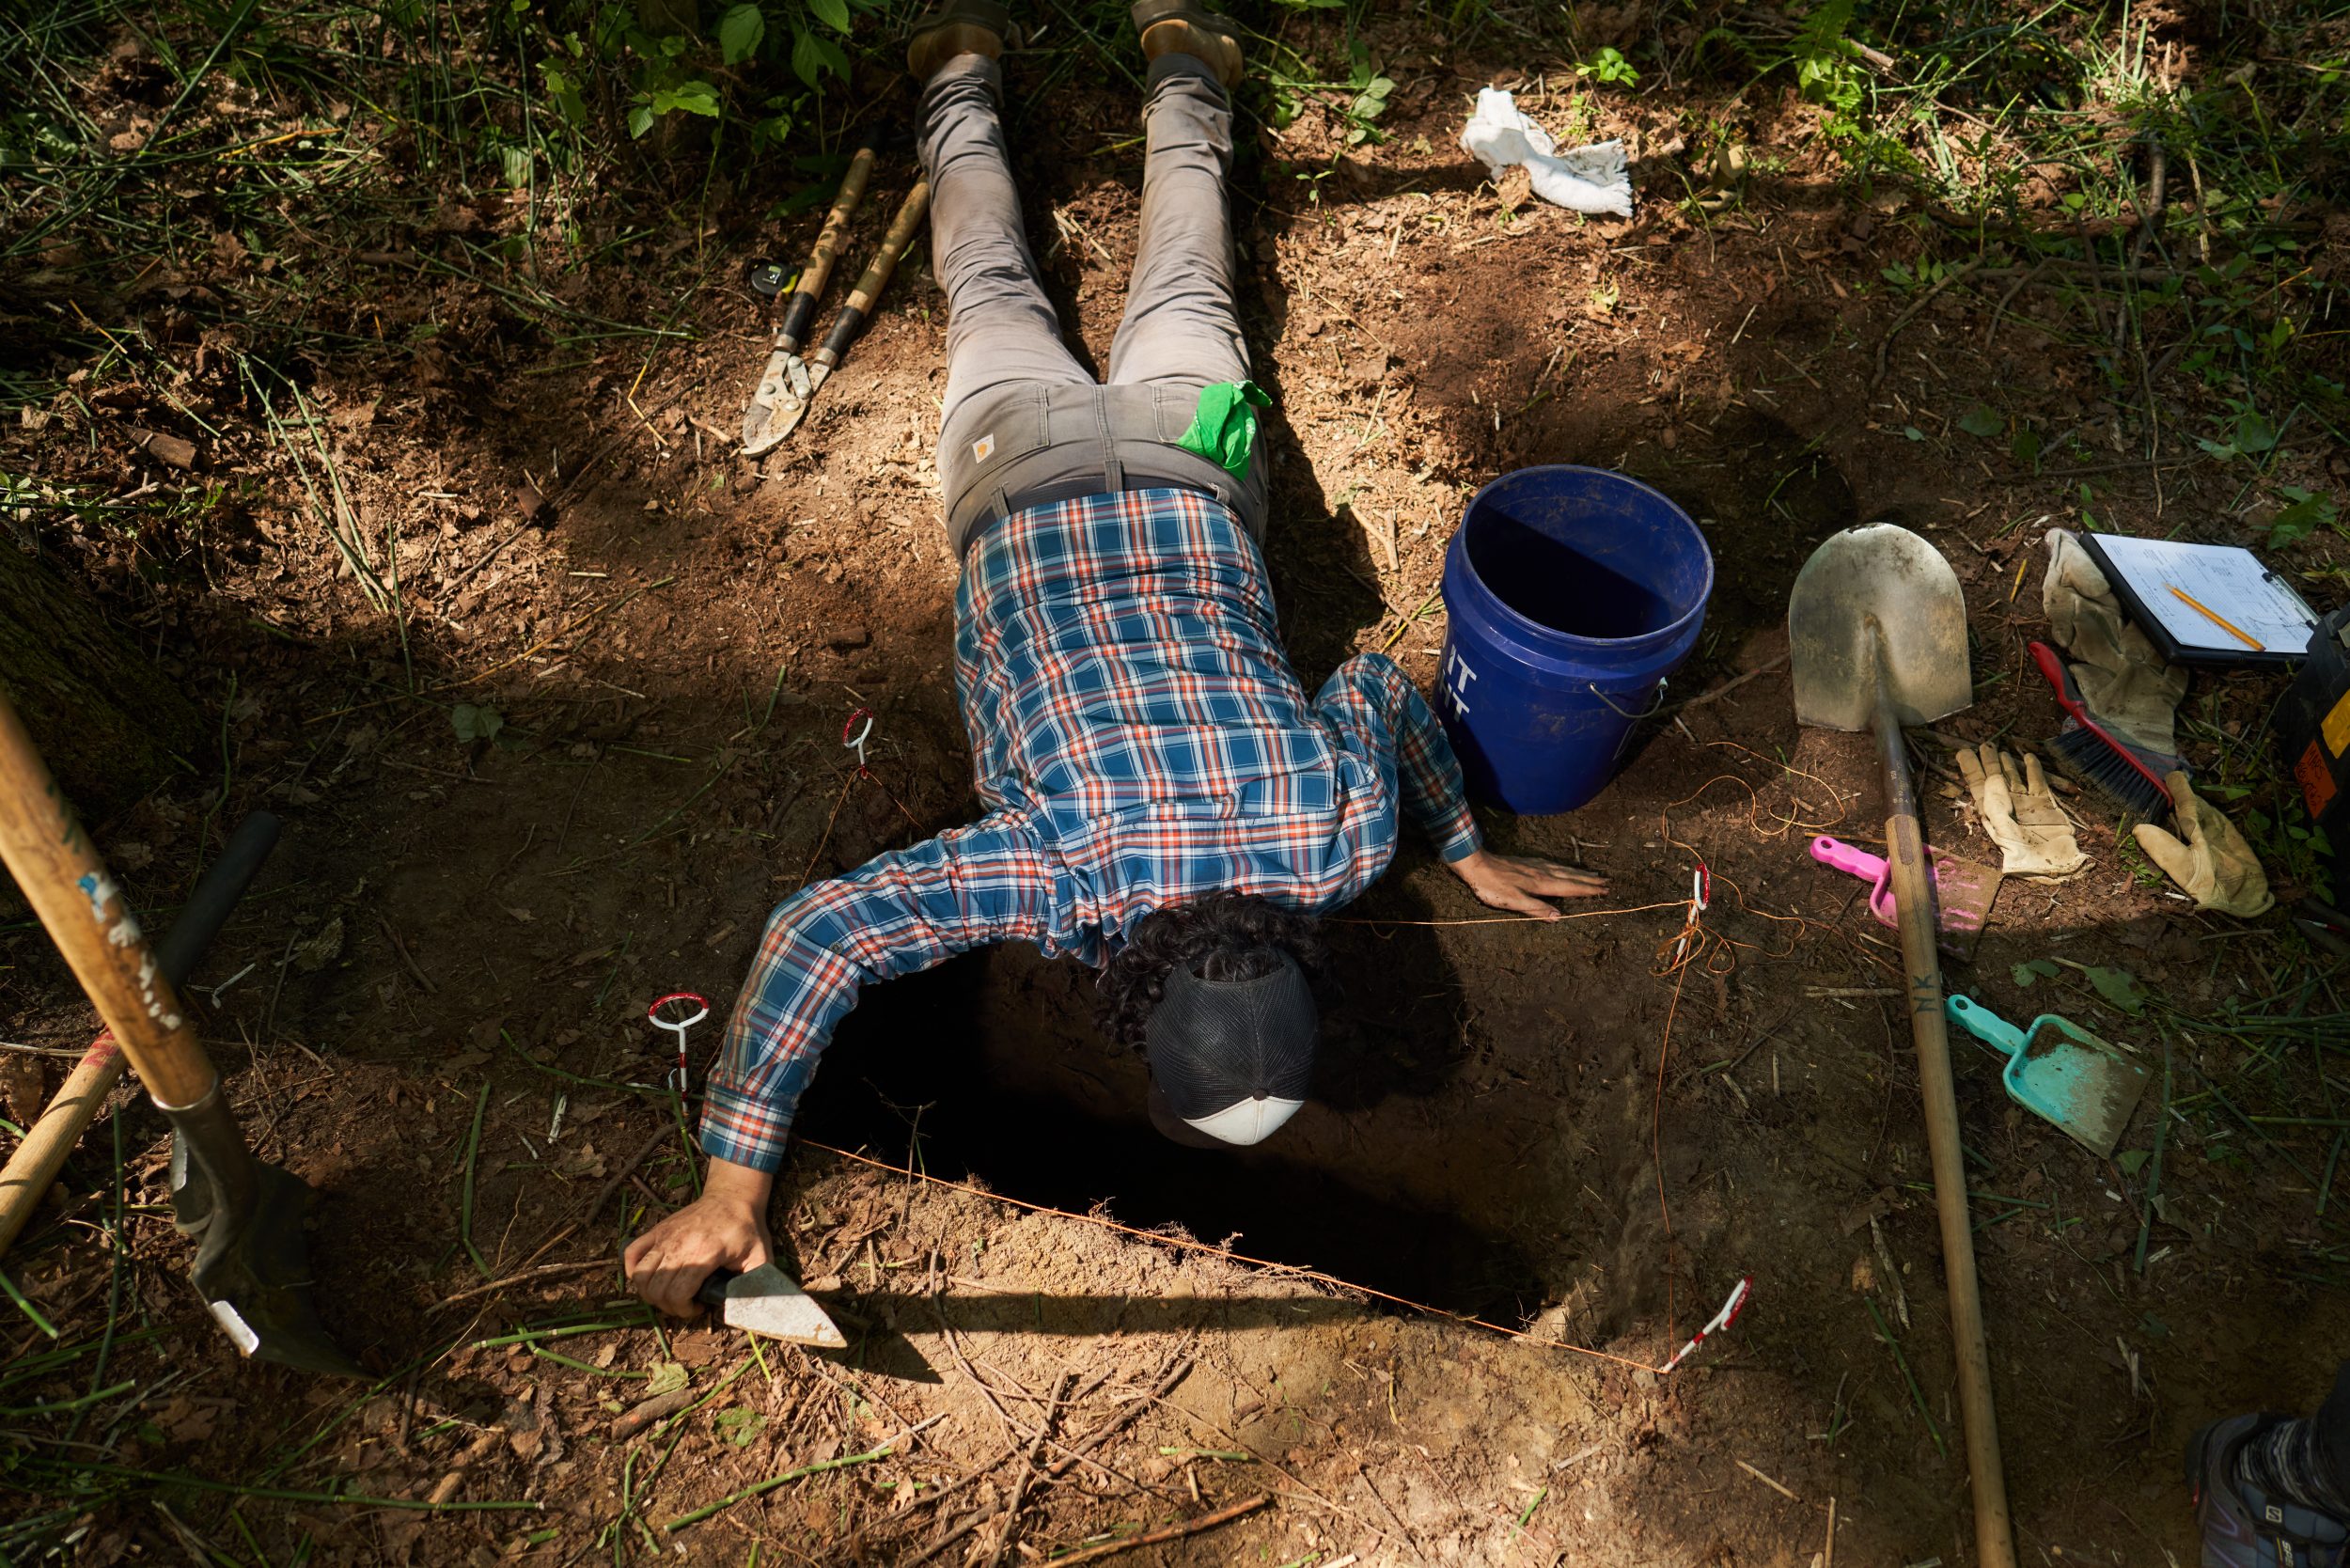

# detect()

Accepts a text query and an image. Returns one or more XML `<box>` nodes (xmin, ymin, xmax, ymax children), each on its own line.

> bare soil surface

<box><xmin>8</xmin><ymin>12</ymin><xmax>2350</xmax><ymax>1567</ymax></box>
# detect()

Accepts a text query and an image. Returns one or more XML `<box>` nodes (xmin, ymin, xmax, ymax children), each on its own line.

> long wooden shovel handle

<box><xmin>0</xmin><ymin>811</ymin><xmax>278</xmax><ymax>1257</ymax></box>
<box><xmin>1875</xmin><ymin>673</ymin><xmax>2018</xmax><ymax>1568</ymax></box>
<box><xmin>0</xmin><ymin>691</ymin><xmax>215</xmax><ymax>1110</ymax></box>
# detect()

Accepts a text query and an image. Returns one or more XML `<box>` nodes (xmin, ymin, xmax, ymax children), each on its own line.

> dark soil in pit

<box><xmin>7</xmin><ymin>8</ymin><xmax>2350</xmax><ymax>1567</ymax></box>
<box><xmin>797</xmin><ymin>938</ymin><xmax>1549</xmax><ymax>1319</ymax></box>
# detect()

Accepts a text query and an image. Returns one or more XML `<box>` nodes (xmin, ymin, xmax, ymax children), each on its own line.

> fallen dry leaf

<box><xmin>292</xmin><ymin>916</ymin><xmax>345</xmax><ymax>973</ymax></box>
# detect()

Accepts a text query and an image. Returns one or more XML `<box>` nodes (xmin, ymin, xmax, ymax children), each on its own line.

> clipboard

<box><xmin>2078</xmin><ymin>532</ymin><xmax>2319</xmax><ymax>666</ymax></box>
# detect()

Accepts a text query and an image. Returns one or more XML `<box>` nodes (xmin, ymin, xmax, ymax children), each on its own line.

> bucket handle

<box><xmin>1590</xmin><ymin>678</ymin><xmax>1670</xmax><ymax>761</ymax></box>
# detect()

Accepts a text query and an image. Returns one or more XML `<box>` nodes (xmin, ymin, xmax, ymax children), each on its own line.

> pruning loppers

<box><xmin>742</xmin><ymin>136</ymin><xmax>931</xmax><ymax>454</ymax></box>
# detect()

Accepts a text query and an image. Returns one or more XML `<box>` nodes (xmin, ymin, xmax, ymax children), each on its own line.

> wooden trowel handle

<box><xmin>1876</xmin><ymin>680</ymin><xmax>2018</xmax><ymax>1568</ymax></box>
<box><xmin>0</xmin><ymin>691</ymin><xmax>217</xmax><ymax>1109</ymax></box>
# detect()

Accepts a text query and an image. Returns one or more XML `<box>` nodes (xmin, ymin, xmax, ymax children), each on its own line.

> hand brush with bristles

<box><xmin>2026</xmin><ymin>640</ymin><xmax>2179</xmax><ymax>819</ymax></box>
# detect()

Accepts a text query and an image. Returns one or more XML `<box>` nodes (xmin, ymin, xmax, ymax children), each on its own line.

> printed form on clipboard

<box><xmin>2079</xmin><ymin>532</ymin><xmax>2321</xmax><ymax>666</ymax></box>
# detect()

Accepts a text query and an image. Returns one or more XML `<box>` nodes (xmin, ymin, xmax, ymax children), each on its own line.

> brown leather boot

<box><xmin>1132</xmin><ymin>0</ymin><xmax>1243</xmax><ymax>87</ymax></box>
<box><xmin>906</xmin><ymin>0</ymin><xmax>1010</xmax><ymax>80</ymax></box>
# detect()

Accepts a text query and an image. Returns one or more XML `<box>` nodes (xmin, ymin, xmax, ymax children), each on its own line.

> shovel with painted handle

<box><xmin>0</xmin><ymin>692</ymin><xmax>362</xmax><ymax>1377</ymax></box>
<box><xmin>1790</xmin><ymin>521</ymin><xmax>2015</xmax><ymax>1568</ymax></box>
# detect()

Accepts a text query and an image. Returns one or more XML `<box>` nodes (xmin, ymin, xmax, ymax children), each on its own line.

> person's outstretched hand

<box><xmin>623</xmin><ymin>1157</ymin><xmax>775</xmax><ymax>1319</ymax></box>
<box><xmin>1448</xmin><ymin>846</ymin><xmax>1608</xmax><ymax>920</ymax></box>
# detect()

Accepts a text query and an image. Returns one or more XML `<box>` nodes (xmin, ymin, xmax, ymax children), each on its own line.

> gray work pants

<box><xmin>920</xmin><ymin>52</ymin><xmax>1269</xmax><ymax>557</ymax></box>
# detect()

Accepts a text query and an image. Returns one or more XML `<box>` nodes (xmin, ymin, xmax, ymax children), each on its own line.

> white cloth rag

<box><xmin>1459</xmin><ymin>87</ymin><xmax>1634</xmax><ymax>218</ymax></box>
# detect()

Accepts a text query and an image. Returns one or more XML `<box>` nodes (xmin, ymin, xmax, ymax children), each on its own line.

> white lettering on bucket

<box><xmin>1445</xmin><ymin>649</ymin><xmax>1480</xmax><ymax>716</ymax></box>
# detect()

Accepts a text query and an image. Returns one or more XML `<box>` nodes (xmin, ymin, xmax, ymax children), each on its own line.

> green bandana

<box><xmin>1173</xmin><ymin>380</ymin><xmax>1272</xmax><ymax>478</ymax></box>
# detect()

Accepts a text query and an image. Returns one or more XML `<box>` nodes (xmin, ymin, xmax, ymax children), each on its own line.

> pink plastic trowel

<box><xmin>1809</xmin><ymin>836</ymin><xmax>2001</xmax><ymax>962</ymax></box>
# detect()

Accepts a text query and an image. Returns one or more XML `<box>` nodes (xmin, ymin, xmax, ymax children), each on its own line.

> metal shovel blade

<box><xmin>741</xmin><ymin>351</ymin><xmax>817</xmax><ymax>456</ymax></box>
<box><xmin>1788</xmin><ymin>524</ymin><xmax>1972</xmax><ymax>731</ymax></box>
<box><xmin>169</xmin><ymin>1090</ymin><xmax>366</xmax><ymax>1378</ymax></box>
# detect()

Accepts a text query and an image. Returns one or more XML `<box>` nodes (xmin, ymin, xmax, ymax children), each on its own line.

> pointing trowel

<box><xmin>694</xmin><ymin>1262</ymin><xmax>848</xmax><ymax>1347</ymax></box>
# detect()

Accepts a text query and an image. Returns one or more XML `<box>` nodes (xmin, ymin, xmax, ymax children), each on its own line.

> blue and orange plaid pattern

<box><xmin>701</xmin><ymin>488</ymin><xmax>1481</xmax><ymax>1169</ymax></box>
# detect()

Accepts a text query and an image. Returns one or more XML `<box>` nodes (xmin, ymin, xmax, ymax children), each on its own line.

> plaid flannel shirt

<box><xmin>700</xmin><ymin>488</ymin><xmax>1481</xmax><ymax>1170</ymax></box>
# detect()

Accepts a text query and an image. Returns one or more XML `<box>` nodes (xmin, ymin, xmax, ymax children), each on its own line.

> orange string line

<box><xmin>791</xmin><ymin>1137</ymin><xmax>1677</xmax><ymax>1375</ymax></box>
<box><xmin>1330</xmin><ymin>898</ymin><xmax>1688</xmax><ymax>927</ymax></box>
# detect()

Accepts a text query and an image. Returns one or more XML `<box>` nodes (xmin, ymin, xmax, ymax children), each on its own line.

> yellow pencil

<box><xmin>2170</xmin><ymin>584</ymin><xmax>2264</xmax><ymax>651</ymax></box>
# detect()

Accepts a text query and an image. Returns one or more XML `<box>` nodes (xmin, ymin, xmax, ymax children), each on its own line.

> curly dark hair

<box><xmin>1094</xmin><ymin>891</ymin><xmax>1331</xmax><ymax>1053</ymax></box>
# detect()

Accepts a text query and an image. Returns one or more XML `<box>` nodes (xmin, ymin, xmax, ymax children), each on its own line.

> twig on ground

<box><xmin>460</xmin><ymin>1084</ymin><xmax>494</xmax><ymax>1279</ymax></box>
<box><xmin>1982</xmin><ymin>258</ymin><xmax>2048</xmax><ymax>353</ymax></box>
<box><xmin>1864</xmin><ymin>1295</ymin><xmax>1946</xmax><ymax>1458</ymax></box>
<box><xmin>1735</xmin><ymin>1458</ymin><xmax>1798</xmax><ymax>1501</ymax></box>
<box><xmin>1664</xmin><ymin>654</ymin><xmax>1789</xmax><ymax>715</ymax></box>
<box><xmin>1871</xmin><ymin>259</ymin><xmax>1982</xmax><ymax>391</ymax></box>
<box><xmin>581</xmin><ymin>1124</ymin><xmax>675</xmax><ymax>1231</ymax></box>
<box><xmin>988</xmin><ymin>1369</ymin><xmax>1073</xmax><ymax>1566</ymax></box>
<box><xmin>660</xmin><ymin>1443</ymin><xmax>893</xmax><ymax>1531</ymax></box>
<box><xmin>2136</xmin><ymin>1027</ymin><xmax>2174</xmax><ymax>1273</ymax></box>
<box><xmin>376</xmin><ymin>916</ymin><xmax>437</xmax><ymax>994</ymax></box>
<box><xmin>1040</xmin><ymin>1494</ymin><xmax>1271</xmax><ymax>1566</ymax></box>
<box><xmin>432</xmin><ymin>1259</ymin><xmax>609</xmax><ymax>1310</ymax></box>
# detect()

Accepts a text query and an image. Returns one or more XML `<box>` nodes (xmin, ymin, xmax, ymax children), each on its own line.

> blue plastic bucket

<box><xmin>1434</xmin><ymin>466</ymin><xmax>1714</xmax><ymax>815</ymax></box>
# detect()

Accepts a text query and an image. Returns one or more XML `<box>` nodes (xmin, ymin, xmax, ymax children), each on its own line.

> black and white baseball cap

<box><xmin>1143</xmin><ymin>953</ymin><xmax>1317</xmax><ymax>1146</ymax></box>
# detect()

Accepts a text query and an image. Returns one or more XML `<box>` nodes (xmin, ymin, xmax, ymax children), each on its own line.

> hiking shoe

<box><xmin>1131</xmin><ymin>0</ymin><xmax>1243</xmax><ymax>87</ymax></box>
<box><xmin>906</xmin><ymin>0</ymin><xmax>1011</xmax><ymax>80</ymax></box>
<box><xmin>2187</xmin><ymin>1414</ymin><xmax>2350</xmax><ymax>1568</ymax></box>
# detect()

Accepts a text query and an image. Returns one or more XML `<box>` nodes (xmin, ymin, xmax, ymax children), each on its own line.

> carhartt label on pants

<box><xmin>972</xmin><ymin>433</ymin><xmax>995</xmax><ymax>463</ymax></box>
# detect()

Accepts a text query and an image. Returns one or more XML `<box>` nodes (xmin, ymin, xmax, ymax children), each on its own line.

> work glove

<box><xmin>2042</xmin><ymin>528</ymin><xmax>2188</xmax><ymax>756</ymax></box>
<box><xmin>2131</xmin><ymin>771</ymin><xmax>2275</xmax><ymax>917</ymax></box>
<box><xmin>1957</xmin><ymin>743</ymin><xmax>2088</xmax><ymax>877</ymax></box>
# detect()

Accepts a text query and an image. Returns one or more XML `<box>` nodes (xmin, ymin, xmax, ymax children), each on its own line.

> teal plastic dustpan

<box><xmin>1944</xmin><ymin>994</ymin><xmax>2153</xmax><ymax>1158</ymax></box>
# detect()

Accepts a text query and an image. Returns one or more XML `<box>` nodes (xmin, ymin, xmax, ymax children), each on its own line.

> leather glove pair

<box><xmin>2042</xmin><ymin>528</ymin><xmax>2189</xmax><ymax>757</ymax></box>
<box><xmin>2133</xmin><ymin>771</ymin><xmax>2275</xmax><ymax>917</ymax></box>
<box><xmin>1958</xmin><ymin>744</ymin><xmax>2087</xmax><ymax>878</ymax></box>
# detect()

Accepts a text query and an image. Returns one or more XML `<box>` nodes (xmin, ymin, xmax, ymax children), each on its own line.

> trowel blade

<box><xmin>2013</xmin><ymin>1019</ymin><xmax>2154</xmax><ymax>1160</ymax></box>
<box><xmin>721</xmin><ymin>1263</ymin><xmax>848</xmax><ymax>1347</ymax></box>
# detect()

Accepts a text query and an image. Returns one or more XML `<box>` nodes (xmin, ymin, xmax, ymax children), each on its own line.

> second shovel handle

<box><xmin>0</xmin><ymin>811</ymin><xmax>280</xmax><ymax>1258</ymax></box>
<box><xmin>0</xmin><ymin>691</ymin><xmax>215</xmax><ymax>1109</ymax></box>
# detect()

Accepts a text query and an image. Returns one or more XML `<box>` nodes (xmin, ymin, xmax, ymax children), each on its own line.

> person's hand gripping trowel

<box><xmin>624</xmin><ymin>996</ymin><xmax>846</xmax><ymax>1346</ymax></box>
<box><xmin>621</xmin><ymin>1173</ymin><xmax>846</xmax><ymax>1345</ymax></box>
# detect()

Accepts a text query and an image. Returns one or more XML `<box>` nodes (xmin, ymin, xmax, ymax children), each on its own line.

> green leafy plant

<box><xmin>1955</xmin><ymin>403</ymin><xmax>2001</xmax><ymax>438</ymax></box>
<box><xmin>2195</xmin><ymin>402</ymin><xmax>2280</xmax><ymax>463</ymax></box>
<box><xmin>1343</xmin><ymin>40</ymin><xmax>1396</xmax><ymax>146</ymax></box>
<box><xmin>2116</xmin><ymin>832</ymin><xmax>2167</xmax><ymax>889</ymax></box>
<box><xmin>2266</xmin><ymin>486</ymin><xmax>2340</xmax><ymax>549</ymax></box>
<box><xmin>2242</xmin><ymin>798</ymin><xmax>2335</xmax><ymax>902</ymax></box>
<box><xmin>451</xmin><ymin>703</ymin><xmax>506</xmax><ymax>743</ymax></box>
<box><xmin>713</xmin><ymin>1407</ymin><xmax>766</xmax><ymax>1447</ymax></box>
<box><xmin>1576</xmin><ymin>46</ymin><xmax>1639</xmax><ymax>86</ymax></box>
<box><xmin>1786</xmin><ymin>0</ymin><xmax>1868</xmax><ymax>131</ymax></box>
<box><xmin>2013</xmin><ymin>957</ymin><xmax>2060</xmax><ymax>988</ymax></box>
